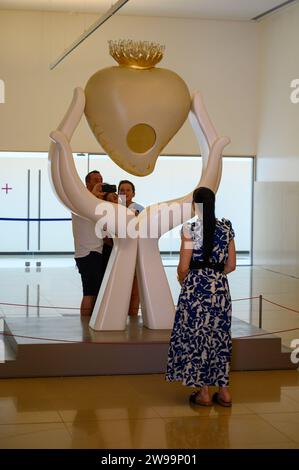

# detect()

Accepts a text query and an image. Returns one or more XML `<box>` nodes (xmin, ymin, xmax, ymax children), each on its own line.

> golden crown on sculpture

<box><xmin>108</xmin><ymin>39</ymin><xmax>165</xmax><ymax>69</ymax></box>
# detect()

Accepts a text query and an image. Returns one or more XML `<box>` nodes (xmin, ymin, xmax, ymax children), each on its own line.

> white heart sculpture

<box><xmin>84</xmin><ymin>40</ymin><xmax>191</xmax><ymax>176</ymax></box>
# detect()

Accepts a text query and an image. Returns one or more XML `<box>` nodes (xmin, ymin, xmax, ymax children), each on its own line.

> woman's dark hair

<box><xmin>118</xmin><ymin>180</ymin><xmax>135</xmax><ymax>194</ymax></box>
<box><xmin>192</xmin><ymin>187</ymin><xmax>216</xmax><ymax>263</ymax></box>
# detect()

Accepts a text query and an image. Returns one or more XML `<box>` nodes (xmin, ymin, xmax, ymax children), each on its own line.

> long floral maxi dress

<box><xmin>166</xmin><ymin>218</ymin><xmax>235</xmax><ymax>388</ymax></box>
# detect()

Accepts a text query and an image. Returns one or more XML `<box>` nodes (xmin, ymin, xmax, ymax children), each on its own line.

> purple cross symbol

<box><xmin>1</xmin><ymin>184</ymin><xmax>12</xmax><ymax>194</ymax></box>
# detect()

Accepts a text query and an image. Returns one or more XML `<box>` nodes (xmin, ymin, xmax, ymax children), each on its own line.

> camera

<box><xmin>101</xmin><ymin>183</ymin><xmax>117</xmax><ymax>193</ymax></box>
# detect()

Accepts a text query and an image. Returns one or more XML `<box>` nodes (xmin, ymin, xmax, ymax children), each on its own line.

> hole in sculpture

<box><xmin>127</xmin><ymin>123</ymin><xmax>156</xmax><ymax>153</ymax></box>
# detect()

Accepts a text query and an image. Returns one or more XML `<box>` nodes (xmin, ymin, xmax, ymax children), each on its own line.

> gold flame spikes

<box><xmin>108</xmin><ymin>39</ymin><xmax>165</xmax><ymax>69</ymax></box>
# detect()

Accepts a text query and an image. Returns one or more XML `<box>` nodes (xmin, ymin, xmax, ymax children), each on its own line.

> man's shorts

<box><xmin>75</xmin><ymin>251</ymin><xmax>104</xmax><ymax>296</ymax></box>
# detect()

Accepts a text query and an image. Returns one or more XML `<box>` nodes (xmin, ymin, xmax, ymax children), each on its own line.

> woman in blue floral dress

<box><xmin>166</xmin><ymin>187</ymin><xmax>236</xmax><ymax>406</ymax></box>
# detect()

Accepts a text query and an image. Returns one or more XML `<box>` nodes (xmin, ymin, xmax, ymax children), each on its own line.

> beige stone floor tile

<box><xmin>0</xmin><ymin>423</ymin><xmax>72</xmax><ymax>449</ymax></box>
<box><xmin>51</xmin><ymin>376</ymin><xmax>163</xmax><ymax>421</ymax></box>
<box><xmin>281</xmin><ymin>387</ymin><xmax>299</xmax><ymax>403</ymax></box>
<box><xmin>151</xmin><ymin>404</ymin><xmax>206</xmax><ymax>418</ymax></box>
<box><xmin>57</xmin><ymin>387</ymin><xmax>157</xmax><ymax>410</ymax></box>
<box><xmin>48</xmin><ymin>376</ymin><xmax>152</xmax><ymax>406</ymax></box>
<box><xmin>96</xmin><ymin>375</ymin><xmax>253</xmax><ymax>418</ymax></box>
<box><xmin>163</xmin><ymin>414</ymin><xmax>292</xmax><ymax>449</ymax></box>
<box><xmin>259</xmin><ymin>412</ymin><xmax>299</xmax><ymax>443</ymax></box>
<box><xmin>58</xmin><ymin>375</ymin><xmax>145</xmax><ymax>397</ymax></box>
<box><xmin>0</xmin><ymin>376</ymin><xmax>161</xmax><ymax>418</ymax></box>
<box><xmin>121</xmin><ymin>376</ymin><xmax>191</xmax><ymax>405</ymax></box>
<box><xmin>152</xmin><ymin>402</ymin><xmax>253</xmax><ymax>419</ymax></box>
<box><xmin>0</xmin><ymin>397</ymin><xmax>62</xmax><ymax>424</ymax></box>
<box><xmin>66</xmin><ymin>417</ymin><xmax>168</xmax><ymax>449</ymax></box>
<box><xmin>0</xmin><ymin>377</ymin><xmax>64</xmax><ymax>396</ymax></box>
<box><xmin>59</xmin><ymin>406</ymin><xmax>160</xmax><ymax>423</ymax></box>
<box><xmin>229</xmin><ymin>370</ymin><xmax>299</xmax><ymax>403</ymax></box>
<box><xmin>244</xmin><ymin>393</ymin><xmax>299</xmax><ymax>414</ymax></box>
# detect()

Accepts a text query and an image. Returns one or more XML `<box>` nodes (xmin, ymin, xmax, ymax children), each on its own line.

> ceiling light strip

<box><xmin>50</xmin><ymin>0</ymin><xmax>130</xmax><ymax>70</ymax></box>
<box><xmin>252</xmin><ymin>0</ymin><xmax>297</xmax><ymax>21</ymax></box>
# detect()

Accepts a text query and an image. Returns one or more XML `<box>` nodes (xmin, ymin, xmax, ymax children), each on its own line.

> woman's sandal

<box><xmin>212</xmin><ymin>392</ymin><xmax>232</xmax><ymax>407</ymax></box>
<box><xmin>189</xmin><ymin>391</ymin><xmax>213</xmax><ymax>407</ymax></box>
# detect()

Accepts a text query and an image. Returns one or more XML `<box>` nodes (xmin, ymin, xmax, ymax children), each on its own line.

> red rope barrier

<box><xmin>0</xmin><ymin>330</ymin><xmax>166</xmax><ymax>345</ymax></box>
<box><xmin>0</xmin><ymin>296</ymin><xmax>261</xmax><ymax>310</ymax></box>
<box><xmin>0</xmin><ymin>301</ymin><xmax>79</xmax><ymax>310</ymax></box>
<box><xmin>234</xmin><ymin>326</ymin><xmax>299</xmax><ymax>339</ymax></box>
<box><xmin>1</xmin><ymin>297</ymin><xmax>297</xmax><ymax>314</ymax></box>
<box><xmin>263</xmin><ymin>297</ymin><xmax>299</xmax><ymax>315</ymax></box>
<box><xmin>0</xmin><ymin>295</ymin><xmax>298</xmax><ymax>344</ymax></box>
<box><xmin>231</xmin><ymin>296</ymin><xmax>260</xmax><ymax>302</ymax></box>
<box><xmin>1</xmin><ymin>325</ymin><xmax>299</xmax><ymax>344</ymax></box>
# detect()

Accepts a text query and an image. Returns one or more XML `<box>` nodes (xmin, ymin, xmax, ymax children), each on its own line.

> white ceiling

<box><xmin>0</xmin><ymin>0</ymin><xmax>295</xmax><ymax>21</ymax></box>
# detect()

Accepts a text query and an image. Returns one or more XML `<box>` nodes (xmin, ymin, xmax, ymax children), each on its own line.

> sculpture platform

<box><xmin>0</xmin><ymin>315</ymin><xmax>296</xmax><ymax>378</ymax></box>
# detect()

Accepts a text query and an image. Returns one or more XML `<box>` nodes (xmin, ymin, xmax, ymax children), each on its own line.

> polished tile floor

<box><xmin>0</xmin><ymin>371</ymin><xmax>299</xmax><ymax>448</ymax></box>
<box><xmin>0</xmin><ymin>256</ymin><xmax>299</xmax><ymax>448</ymax></box>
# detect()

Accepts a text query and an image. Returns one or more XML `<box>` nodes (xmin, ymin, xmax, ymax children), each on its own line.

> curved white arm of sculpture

<box><xmin>57</xmin><ymin>87</ymin><xmax>86</xmax><ymax>139</ymax></box>
<box><xmin>50</xmin><ymin>130</ymin><xmax>138</xmax><ymax>330</ymax></box>
<box><xmin>48</xmin><ymin>87</ymin><xmax>85</xmax><ymax>213</ymax></box>
<box><xmin>190</xmin><ymin>91</ymin><xmax>223</xmax><ymax>192</ymax></box>
<box><xmin>48</xmin><ymin>88</ymin><xmax>138</xmax><ymax>331</ymax></box>
<box><xmin>50</xmin><ymin>130</ymin><xmax>134</xmax><ymax>234</ymax></box>
<box><xmin>89</xmin><ymin>236</ymin><xmax>138</xmax><ymax>330</ymax></box>
<box><xmin>189</xmin><ymin>91</ymin><xmax>218</xmax><ymax>165</ymax></box>
<box><xmin>136</xmin><ymin>92</ymin><xmax>230</xmax><ymax>329</ymax></box>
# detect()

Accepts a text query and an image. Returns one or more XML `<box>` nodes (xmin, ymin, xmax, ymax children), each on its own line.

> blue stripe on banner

<box><xmin>0</xmin><ymin>218</ymin><xmax>72</xmax><ymax>221</ymax></box>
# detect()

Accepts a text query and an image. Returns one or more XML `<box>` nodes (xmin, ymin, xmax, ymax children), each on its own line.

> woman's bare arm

<box><xmin>224</xmin><ymin>239</ymin><xmax>236</xmax><ymax>274</ymax></box>
<box><xmin>177</xmin><ymin>233</ymin><xmax>193</xmax><ymax>285</ymax></box>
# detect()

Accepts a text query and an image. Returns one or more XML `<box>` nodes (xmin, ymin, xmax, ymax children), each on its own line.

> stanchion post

<box><xmin>259</xmin><ymin>294</ymin><xmax>263</xmax><ymax>329</ymax></box>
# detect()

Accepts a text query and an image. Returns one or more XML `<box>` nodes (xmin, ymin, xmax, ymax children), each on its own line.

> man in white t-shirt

<box><xmin>72</xmin><ymin>170</ymin><xmax>105</xmax><ymax>316</ymax></box>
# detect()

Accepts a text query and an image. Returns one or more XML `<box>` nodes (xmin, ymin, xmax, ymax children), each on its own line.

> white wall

<box><xmin>253</xmin><ymin>182</ymin><xmax>299</xmax><ymax>266</ymax></box>
<box><xmin>253</xmin><ymin>3</ymin><xmax>299</xmax><ymax>268</ymax></box>
<box><xmin>256</xmin><ymin>2</ymin><xmax>299</xmax><ymax>182</ymax></box>
<box><xmin>0</xmin><ymin>10</ymin><xmax>258</xmax><ymax>156</ymax></box>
